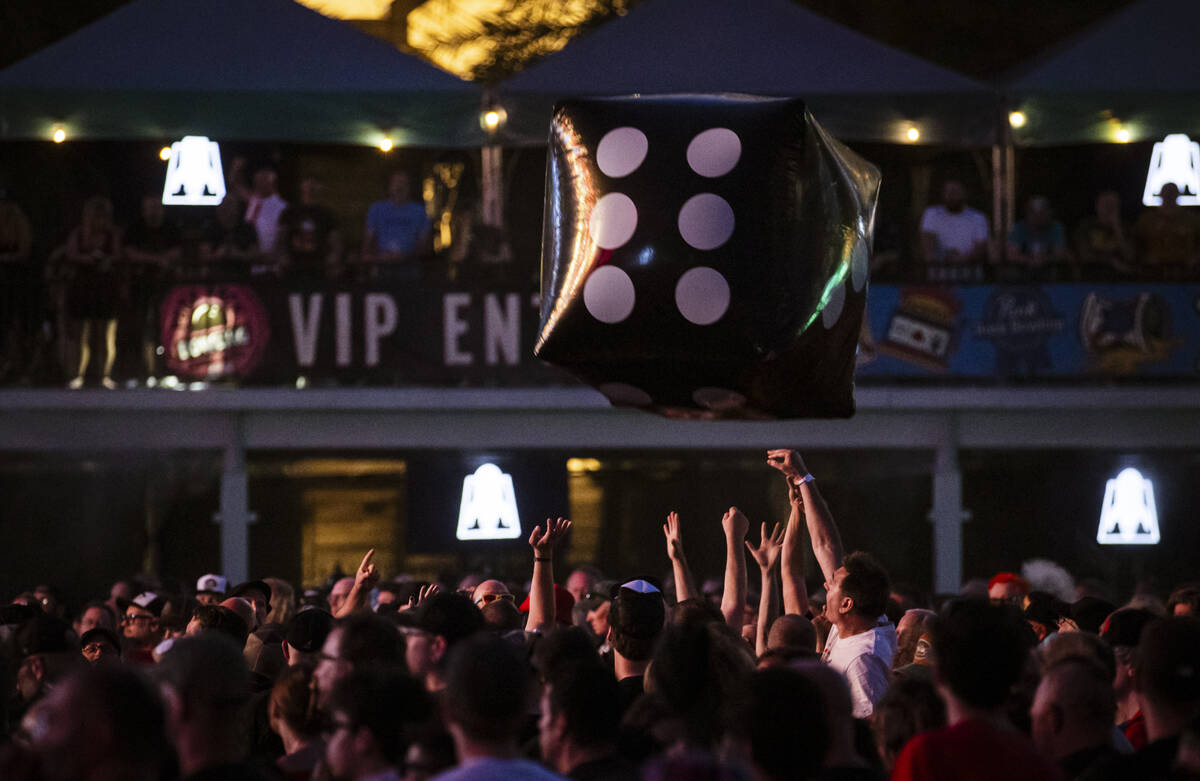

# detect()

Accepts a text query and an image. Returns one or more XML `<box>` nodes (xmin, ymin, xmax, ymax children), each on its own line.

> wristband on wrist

<box><xmin>795</xmin><ymin>473</ymin><xmax>815</xmax><ymax>485</ymax></box>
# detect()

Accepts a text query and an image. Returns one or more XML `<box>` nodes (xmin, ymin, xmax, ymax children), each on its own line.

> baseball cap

<box><xmin>80</xmin><ymin>626</ymin><xmax>122</xmax><ymax>651</ymax></box>
<box><xmin>230</xmin><ymin>580</ymin><xmax>272</xmax><ymax>603</ymax></box>
<box><xmin>517</xmin><ymin>584</ymin><xmax>577</xmax><ymax>626</ymax></box>
<box><xmin>1023</xmin><ymin>591</ymin><xmax>1066</xmax><ymax>628</ymax></box>
<box><xmin>1069</xmin><ymin>597</ymin><xmax>1116</xmax><ymax>635</ymax></box>
<box><xmin>195</xmin><ymin>574</ymin><xmax>228</xmax><ymax>596</ymax></box>
<box><xmin>122</xmin><ymin>592</ymin><xmax>166</xmax><ymax>617</ymax></box>
<box><xmin>285</xmin><ymin>608</ymin><xmax>334</xmax><ymax>653</ymax></box>
<box><xmin>1101</xmin><ymin>608</ymin><xmax>1157</xmax><ymax>648</ymax></box>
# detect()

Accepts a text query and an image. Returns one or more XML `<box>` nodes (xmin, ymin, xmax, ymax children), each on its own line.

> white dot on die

<box><xmin>675</xmin><ymin>266</ymin><xmax>730</xmax><ymax>325</ymax></box>
<box><xmin>589</xmin><ymin>193</ymin><xmax>638</xmax><ymax>250</ymax></box>
<box><xmin>822</xmin><ymin>280</ymin><xmax>846</xmax><ymax>329</ymax></box>
<box><xmin>596</xmin><ymin>127</ymin><xmax>648</xmax><ymax>178</ymax></box>
<box><xmin>598</xmin><ymin>382</ymin><xmax>652</xmax><ymax>407</ymax></box>
<box><xmin>850</xmin><ymin>238</ymin><xmax>868</xmax><ymax>292</ymax></box>
<box><xmin>583</xmin><ymin>265</ymin><xmax>635</xmax><ymax>323</ymax></box>
<box><xmin>687</xmin><ymin>128</ymin><xmax>741</xmax><ymax>178</ymax></box>
<box><xmin>693</xmin><ymin>387</ymin><xmax>747</xmax><ymax>411</ymax></box>
<box><xmin>677</xmin><ymin>194</ymin><xmax>734</xmax><ymax>250</ymax></box>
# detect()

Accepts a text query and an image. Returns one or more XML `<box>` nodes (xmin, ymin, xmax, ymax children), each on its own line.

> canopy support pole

<box><xmin>216</xmin><ymin>420</ymin><xmax>255</xmax><ymax>584</ymax></box>
<box><xmin>930</xmin><ymin>417</ymin><xmax>970</xmax><ymax>594</ymax></box>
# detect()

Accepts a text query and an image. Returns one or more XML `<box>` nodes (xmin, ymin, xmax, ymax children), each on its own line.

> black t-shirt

<box><xmin>202</xmin><ymin>218</ymin><xmax>258</xmax><ymax>255</ymax></box>
<box><xmin>125</xmin><ymin>219</ymin><xmax>182</xmax><ymax>255</ymax></box>
<box><xmin>616</xmin><ymin>675</ymin><xmax>643</xmax><ymax>716</ymax></box>
<box><xmin>278</xmin><ymin>204</ymin><xmax>336</xmax><ymax>273</ymax></box>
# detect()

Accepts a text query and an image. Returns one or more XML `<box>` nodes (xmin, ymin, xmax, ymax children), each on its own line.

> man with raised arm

<box><xmin>527</xmin><ymin>518</ymin><xmax>573</xmax><ymax>633</ymax></box>
<box><xmin>662</xmin><ymin>511</ymin><xmax>698</xmax><ymax>604</ymax></box>
<box><xmin>746</xmin><ymin>520</ymin><xmax>787</xmax><ymax>658</ymax></box>
<box><xmin>767</xmin><ymin>449</ymin><xmax>896</xmax><ymax>718</ymax></box>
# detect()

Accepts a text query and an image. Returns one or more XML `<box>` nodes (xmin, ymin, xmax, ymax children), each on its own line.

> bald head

<box><xmin>1031</xmin><ymin>658</ymin><xmax>1115</xmax><ymax>760</ymax></box>
<box><xmin>768</xmin><ymin>614</ymin><xmax>816</xmax><ymax>653</ymax></box>
<box><xmin>472</xmin><ymin>579</ymin><xmax>511</xmax><ymax>607</ymax></box>
<box><xmin>894</xmin><ymin>609</ymin><xmax>937</xmax><ymax>669</ymax></box>
<box><xmin>328</xmin><ymin>577</ymin><xmax>355</xmax><ymax>614</ymax></box>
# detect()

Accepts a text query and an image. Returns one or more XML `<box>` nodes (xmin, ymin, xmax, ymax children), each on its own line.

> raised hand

<box><xmin>406</xmin><ymin>582</ymin><xmax>441</xmax><ymax>609</ymax></box>
<box><xmin>354</xmin><ymin>548</ymin><xmax>380</xmax><ymax>591</ymax></box>
<box><xmin>745</xmin><ymin>522</ymin><xmax>786</xmax><ymax>572</ymax></box>
<box><xmin>529</xmin><ymin>517</ymin><xmax>572</xmax><ymax>558</ymax></box>
<box><xmin>722</xmin><ymin>506</ymin><xmax>750</xmax><ymax>541</ymax></box>
<box><xmin>766</xmin><ymin>449</ymin><xmax>808</xmax><ymax>482</ymax></box>
<box><xmin>663</xmin><ymin>511</ymin><xmax>687</xmax><ymax>562</ymax></box>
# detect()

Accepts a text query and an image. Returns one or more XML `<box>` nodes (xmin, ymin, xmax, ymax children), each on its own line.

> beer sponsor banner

<box><xmin>160</xmin><ymin>280</ymin><xmax>1200</xmax><ymax>384</ymax></box>
<box><xmin>857</xmin><ymin>283</ymin><xmax>1200</xmax><ymax>378</ymax></box>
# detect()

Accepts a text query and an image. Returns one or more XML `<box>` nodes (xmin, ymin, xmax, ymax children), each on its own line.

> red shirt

<box><xmin>891</xmin><ymin>719</ymin><xmax>1063</xmax><ymax>781</ymax></box>
<box><xmin>1120</xmin><ymin>710</ymin><xmax>1147</xmax><ymax>750</ymax></box>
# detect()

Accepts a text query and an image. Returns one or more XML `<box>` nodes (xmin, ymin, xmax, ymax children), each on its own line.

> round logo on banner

<box><xmin>160</xmin><ymin>285</ymin><xmax>270</xmax><ymax>380</ymax></box>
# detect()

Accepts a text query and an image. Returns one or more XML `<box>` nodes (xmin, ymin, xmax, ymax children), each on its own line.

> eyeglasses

<box><xmin>82</xmin><ymin>642</ymin><xmax>115</xmax><ymax>655</ymax></box>
<box><xmin>474</xmin><ymin>592</ymin><xmax>515</xmax><ymax>606</ymax></box>
<box><xmin>122</xmin><ymin>613</ymin><xmax>154</xmax><ymax>623</ymax></box>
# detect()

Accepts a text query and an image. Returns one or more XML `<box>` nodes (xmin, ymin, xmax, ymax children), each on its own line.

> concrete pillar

<box><xmin>929</xmin><ymin>419</ymin><xmax>970</xmax><ymax>594</ymax></box>
<box><xmin>215</xmin><ymin>426</ymin><xmax>255</xmax><ymax>584</ymax></box>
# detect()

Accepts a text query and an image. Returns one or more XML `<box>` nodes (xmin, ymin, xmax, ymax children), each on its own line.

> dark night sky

<box><xmin>1</xmin><ymin>0</ymin><xmax>1136</xmax><ymax>80</ymax></box>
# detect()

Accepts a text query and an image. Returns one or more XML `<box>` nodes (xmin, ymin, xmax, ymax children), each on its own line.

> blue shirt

<box><xmin>366</xmin><ymin>200</ymin><xmax>430</xmax><ymax>254</ymax></box>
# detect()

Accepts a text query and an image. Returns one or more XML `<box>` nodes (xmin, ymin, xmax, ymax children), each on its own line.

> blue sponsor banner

<box><xmin>857</xmin><ymin>284</ymin><xmax>1200</xmax><ymax>378</ymax></box>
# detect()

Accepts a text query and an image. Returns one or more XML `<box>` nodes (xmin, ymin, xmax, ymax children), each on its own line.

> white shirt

<box><xmin>244</xmin><ymin>193</ymin><xmax>288</xmax><ymax>254</ymax></box>
<box><xmin>822</xmin><ymin>617</ymin><xmax>896</xmax><ymax>718</ymax></box>
<box><xmin>920</xmin><ymin>205</ymin><xmax>989</xmax><ymax>261</ymax></box>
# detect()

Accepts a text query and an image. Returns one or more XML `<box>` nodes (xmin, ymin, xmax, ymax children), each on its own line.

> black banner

<box><xmin>159</xmin><ymin>281</ymin><xmax>569</xmax><ymax>386</ymax></box>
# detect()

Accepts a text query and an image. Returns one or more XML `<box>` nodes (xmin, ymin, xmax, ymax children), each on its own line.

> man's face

<box><xmin>16</xmin><ymin>655</ymin><xmax>42</xmax><ymax>702</ymax></box>
<box><xmin>323</xmin><ymin>707</ymin><xmax>358</xmax><ymax>780</ymax></box>
<box><xmin>404</xmin><ymin>628</ymin><xmax>439</xmax><ymax>681</ymax></box>
<box><xmin>1029</xmin><ymin>677</ymin><xmax>1059</xmax><ymax>758</ymax></box>
<box><xmin>472</xmin><ymin>579</ymin><xmax>512</xmax><ymax>608</ymax></box>
<box><xmin>243</xmin><ymin>590</ymin><xmax>270</xmax><ymax>627</ymax></box>
<box><xmin>388</xmin><ymin>173</ymin><xmax>410</xmax><ymax>201</ymax></box>
<box><xmin>329</xmin><ymin>578</ymin><xmax>355</xmax><ymax>614</ymax></box>
<box><xmin>1113</xmin><ymin>647</ymin><xmax>1135</xmax><ymax>697</ymax></box>
<box><xmin>77</xmin><ymin>606</ymin><xmax>112</xmax><ymax>635</ymax></box>
<box><xmin>314</xmin><ymin>627</ymin><xmax>349</xmax><ymax>708</ymax></box>
<box><xmin>988</xmin><ymin>580</ymin><xmax>1024</xmax><ymax>603</ymax></box>
<box><xmin>122</xmin><ymin>607</ymin><xmax>159</xmax><ymax>643</ymax></box>
<box><xmin>943</xmin><ymin>181</ymin><xmax>966</xmax><ymax>212</ymax></box>
<box><xmin>824</xmin><ymin>567</ymin><xmax>849</xmax><ymax>624</ymax></box>
<box><xmin>81</xmin><ymin>637</ymin><xmax>119</xmax><ymax>664</ymax></box>
<box><xmin>253</xmin><ymin>170</ymin><xmax>276</xmax><ymax>197</ymax></box>
<box><xmin>586</xmin><ymin>600</ymin><xmax>611</xmax><ymax>638</ymax></box>
<box><xmin>565</xmin><ymin>571</ymin><xmax>592</xmax><ymax>603</ymax></box>
<box><xmin>537</xmin><ymin>685</ymin><xmax>565</xmax><ymax>768</ymax></box>
<box><xmin>376</xmin><ymin>590</ymin><xmax>398</xmax><ymax>607</ymax></box>
<box><xmin>195</xmin><ymin>592</ymin><xmax>221</xmax><ymax>606</ymax></box>
<box><xmin>25</xmin><ymin>678</ymin><xmax>102</xmax><ymax>779</ymax></box>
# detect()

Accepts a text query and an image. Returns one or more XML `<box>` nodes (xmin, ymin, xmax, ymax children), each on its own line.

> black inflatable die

<box><xmin>534</xmin><ymin>95</ymin><xmax>880</xmax><ymax>419</ymax></box>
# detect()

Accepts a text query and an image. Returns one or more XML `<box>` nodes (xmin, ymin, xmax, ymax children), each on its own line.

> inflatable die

<box><xmin>535</xmin><ymin>95</ymin><xmax>880</xmax><ymax>419</ymax></box>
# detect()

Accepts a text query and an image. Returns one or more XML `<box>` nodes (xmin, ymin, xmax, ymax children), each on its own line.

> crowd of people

<box><xmin>914</xmin><ymin>179</ymin><xmax>1200</xmax><ymax>282</ymax></box>
<box><xmin>0</xmin><ymin>161</ymin><xmax>451</xmax><ymax>388</ymax></box>
<box><xmin>3</xmin><ymin>449</ymin><xmax>1199</xmax><ymax>781</ymax></box>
